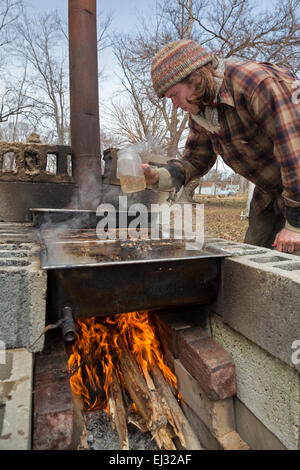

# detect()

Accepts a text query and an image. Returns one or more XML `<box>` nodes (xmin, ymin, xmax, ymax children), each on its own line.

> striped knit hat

<box><xmin>151</xmin><ymin>40</ymin><xmax>213</xmax><ymax>98</ymax></box>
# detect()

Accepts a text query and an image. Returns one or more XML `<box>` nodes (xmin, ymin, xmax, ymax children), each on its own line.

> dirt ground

<box><xmin>193</xmin><ymin>195</ymin><xmax>249</xmax><ymax>243</ymax></box>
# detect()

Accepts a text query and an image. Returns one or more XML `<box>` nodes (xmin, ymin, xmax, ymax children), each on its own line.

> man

<box><xmin>142</xmin><ymin>39</ymin><xmax>300</xmax><ymax>254</ymax></box>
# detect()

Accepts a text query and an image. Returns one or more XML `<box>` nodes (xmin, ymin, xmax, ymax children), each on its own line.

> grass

<box><xmin>193</xmin><ymin>195</ymin><xmax>249</xmax><ymax>243</ymax></box>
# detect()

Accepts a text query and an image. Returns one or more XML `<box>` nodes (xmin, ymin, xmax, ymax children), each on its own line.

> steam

<box><xmin>35</xmin><ymin>137</ymin><xmax>168</xmax><ymax>266</ymax></box>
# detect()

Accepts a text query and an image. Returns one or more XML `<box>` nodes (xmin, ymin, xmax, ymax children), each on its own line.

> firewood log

<box><xmin>108</xmin><ymin>369</ymin><xmax>129</xmax><ymax>450</ymax></box>
<box><xmin>117</xmin><ymin>336</ymin><xmax>176</xmax><ymax>450</ymax></box>
<box><xmin>151</xmin><ymin>363</ymin><xmax>202</xmax><ymax>450</ymax></box>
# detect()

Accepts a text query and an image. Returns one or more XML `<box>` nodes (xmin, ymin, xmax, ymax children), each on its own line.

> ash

<box><xmin>86</xmin><ymin>409</ymin><xmax>158</xmax><ymax>451</ymax></box>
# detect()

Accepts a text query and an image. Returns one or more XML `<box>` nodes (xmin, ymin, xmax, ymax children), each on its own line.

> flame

<box><xmin>68</xmin><ymin>311</ymin><xmax>177</xmax><ymax>412</ymax></box>
<box><xmin>68</xmin><ymin>318</ymin><xmax>115</xmax><ymax>411</ymax></box>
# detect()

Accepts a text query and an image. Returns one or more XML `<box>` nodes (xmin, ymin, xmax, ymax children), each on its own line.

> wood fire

<box><xmin>68</xmin><ymin>311</ymin><xmax>200</xmax><ymax>450</ymax></box>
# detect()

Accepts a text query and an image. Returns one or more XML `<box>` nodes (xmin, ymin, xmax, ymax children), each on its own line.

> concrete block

<box><xmin>177</xmin><ymin>327</ymin><xmax>236</xmax><ymax>400</ymax></box>
<box><xmin>217</xmin><ymin>430</ymin><xmax>250</xmax><ymax>450</ymax></box>
<box><xmin>0</xmin><ymin>239</ymin><xmax>47</xmax><ymax>352</ymax></box>
<box><xmin>181</xmin><ymin>401</ymin><xmax>222</xmax><ymax>450</ymax></box>
<box><xmin>174</xmin><ymin>359</ymin><xmax>235</xmax><ymax>437</ymax></box>
<box><xmin>214</xmin><ymin>252</ymin><xmax>300</xmax><ymax>371</ymax></box>
<box><xmin>210</xmin><ymin>313</ymin><xmax>300</xmax><ymax>450</ymax></box>
<box><xmin>181</xmin><ymin>401</ymin><xmax>249</xmax><ymax>450</ymax></box>
<box><xmin>204</xmin><ymin>237</ymin><xmax>268</xmax><ymax>257</ymax></box>
<box><xmin>234</xmin><ymin>397</ymin><xmax>287</xmax><ymax>450</ymax></box>
<box><xmin>0</xmin><ymin>348</ymin><xmax>33</xmax><ymax>450</ymax></box>
<box><xmin>0</xmin><ymin>225</ymin><xmax>47</xmax><ymax>352</ymax></box>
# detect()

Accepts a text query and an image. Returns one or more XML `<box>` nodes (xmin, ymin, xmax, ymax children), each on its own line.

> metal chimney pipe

<box><xmin>68</xmin><ymin>0</ymin><xmax>102</xmax><ymax>209</ymax></box>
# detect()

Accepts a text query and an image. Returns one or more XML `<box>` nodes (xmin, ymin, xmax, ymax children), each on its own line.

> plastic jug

<box><xmin>117</xmin><ymin>146</ymin><xmax>146</xmax><ymax>193</ymax></box>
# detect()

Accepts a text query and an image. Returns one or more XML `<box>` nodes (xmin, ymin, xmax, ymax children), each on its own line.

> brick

<box><xmin>174</xmin><ymin>359</ymin><xmax>235</xmax><ymax>437</ymax></box>
<box><xmin>154</xmin><ymin>309</ymin><xmax>198</xmax><ymax>358</ymax></box>
<box><xmin>32</xmin><ymin>336</ymin><xmax>85</xmax><ymax>450</ymax></box>
<box><xmin>217</xmin><ymin>430</ymin><xmax>250</xmax><ymax>450</ymax></box>
<box><xmin>181</xmin><ymin>402</ymin><xmax>250</xmax><ymax>450</ymax></box>
<box><xmin>177</xmin><ymin>327</ymin><xmax>236</xmax><ymax>400</ymax></box>
<box><xmin>181</xmin><ymin>401</ymin><xmax>222</xmax><ymax>450</ymax></box>
<box><xmin>177</xmin><ymin>325</ymin><xmax>208</xmax><ymax>344</ymax></box>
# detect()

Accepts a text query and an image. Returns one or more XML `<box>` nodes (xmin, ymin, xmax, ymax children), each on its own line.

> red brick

<box><xmin>32</xmin><ymin>336</ymin><xmax>84</xmax><ymax>450</ymax></box>
<box><xmin>177</xmin><ymin>328</ymin><xmax>236</xmax><ymax>400</ymax></box>
<box><xmin>153</xmin><ymin>308</ymin><xmax>203</xmax><ymax>357</ymax></box>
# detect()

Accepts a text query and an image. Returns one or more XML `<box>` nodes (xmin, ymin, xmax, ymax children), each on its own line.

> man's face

<box><xmin>165</xmin><ymin>82</ymin><xmax>199</xmax><ymax>114</ymax></box>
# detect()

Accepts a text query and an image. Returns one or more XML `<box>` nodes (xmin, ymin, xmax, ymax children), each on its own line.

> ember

<box><xmin>68</xmin><ymin>311</ymin><xmax>201</xmax><ymax>450</ymax></box>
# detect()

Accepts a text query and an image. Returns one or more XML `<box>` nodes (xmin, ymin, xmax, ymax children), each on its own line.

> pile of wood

<box><xmin>108</xmin><ymin>336</ymin><xmax>202</xmax><ymax>450</ymax></box>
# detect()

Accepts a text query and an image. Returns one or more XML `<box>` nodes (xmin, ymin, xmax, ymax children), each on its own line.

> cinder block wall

<box><xmin>0</xmin><ymin>223</ymin><xmax>47</xmax><ymax>353</ymax></box>
<box><xmin>0</xmin><ymin>132</ymin><xmax>299</xmax><ymax>450</ymax></box>
<box><xmin>206</xmin><ymin>237</ymin><xmax>300</xmax><ymax>450</ymax></box>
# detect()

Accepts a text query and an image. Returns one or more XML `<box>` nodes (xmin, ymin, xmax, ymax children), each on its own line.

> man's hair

<box><xmin>181</xmin><ymin>63</ymin><xmax>220</xmax><ymax>110</ymax></box>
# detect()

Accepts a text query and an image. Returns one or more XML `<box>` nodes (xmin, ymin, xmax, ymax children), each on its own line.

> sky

<box><xmin>26</xmin><ymin>0</ymin><xmax>278</xmax><ymax>28</ymax></box>
<box><xmin>26</xmin><ymin>0</ymin><xmax>157</xmax><ymax>112</ymax></box>
<box><xmin>24</xmin><ymin>0</ymin><xmax>287</xmax><ymax>135</ymax></box>
<box><xmin>26</xmin><ymin>0</ymin><xmax>280</xmax><ymax>98</ymax></box>
<box><xmin>26</xmin><ymin>0</ymin><xmax>156</xmax><ymax>34</ymax></box>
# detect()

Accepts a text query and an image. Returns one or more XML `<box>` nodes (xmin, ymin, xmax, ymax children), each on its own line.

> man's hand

<box><xmin>274</xmin><ymin>228</ymin><xmax>300</xmax><ymax>253</ymax></box>
<box><xmin>142</xmin><ymin>164</ymin><xmax>159</xmax><ymax>185</ymax></box>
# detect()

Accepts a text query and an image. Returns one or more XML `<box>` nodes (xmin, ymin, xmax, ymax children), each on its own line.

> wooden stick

<box><xmin>127</xmin><ymin>412</ymin><xmax>148</xmax><ymax>434</ymax></box>
<box><xmin>151</xmin><ymin>363</ymin><xmax>202</xmax><ymax>450</ymax></box>
<box><xmin>117</xmin><ymin>336</ymin><xmax>176</xmax><ymax>450</ymax></box>
<box><xmin>141</xmin><ymin>361</ymin><xmax>155</xmax><ymax>390</ymax></box>
<box><xmin>108</xmin><ymin>369</ymin><xmax>129</xmax><ymax>450</ymax></box>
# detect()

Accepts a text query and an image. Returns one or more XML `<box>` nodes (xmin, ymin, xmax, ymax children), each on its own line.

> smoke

<box><xmin>35</xmin><ymin>208</ymin><xmax>100</xmax><ymax>269</ymax></box>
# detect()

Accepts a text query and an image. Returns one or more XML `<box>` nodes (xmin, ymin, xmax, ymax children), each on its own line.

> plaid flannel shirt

<box><xmin>177</xmin><ymin>60</ymin><xmax>300</xmax><ymax>227</ymax></box>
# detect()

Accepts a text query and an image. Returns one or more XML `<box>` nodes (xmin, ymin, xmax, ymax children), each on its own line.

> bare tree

<box><xmin>109</xmin><ymin>0</ymin><xmax>299</xmax><ymax>155</ymax></box>
<box><xmin>0</xmin><ymin>0</ymin><xmax>33</xmax><ymax>126</ymax></box>
<box><xmin>0</xmin><ymin>0</ymin><xmax>23</xmax><ymax>52</ymax></box>
<box><xmin>13</xmin><ymin>11</ymin><xmax>69</xmax><ymax>144</ymax></box>
<box><xmin>182</xmin><ymin>0</ymin><xmax>300</xmax><ymax>74</ymax></box>
<box><xmin>8</xmin><ymin>5</ymin><xmax>113</xmax><ymax>144</ymax></box>
<box><xmin>0</xmin><ymin>62</ymin><xmax>35</xmax><ymax>141</ymax></box>
<box><xmin>109</xmin><ymin>0</ymin><xmax>195</xmax><ymax>157</ymax></box>
<box><xmin>100</xmin><ymin>127</ymin><xmax>123</xmax><ymax>150</ymax></box>
<box><xmin>57</xmin><ymin>6</ymin><xmax>113</xmax><ymax>76</ymax></box>
<box><xmin>0</xmin><ymin>83</ymin><xmax>31</xmax><ymax>125</ymax></box>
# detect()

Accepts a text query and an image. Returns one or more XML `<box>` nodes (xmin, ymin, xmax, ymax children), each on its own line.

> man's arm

<box><xmin>249</xmin><ymin>76</ymin><xmax>300</xmax><ymax>251</ymax></box>
<box><xmin>143</xmin><ymin>116</ymin><xmax>217</xmax><ymax>192</ymax></box>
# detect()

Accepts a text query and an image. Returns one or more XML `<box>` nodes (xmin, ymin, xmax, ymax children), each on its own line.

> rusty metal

<box><xmin>68</xmin><ymin>0</ymin><xmax>102</xmax><ymax>208</ymax></box>
<box><xmin>61</xmin><ymin>305</ymin><xmax>76</xmax><ymax>342</ymax></box>
<box><xmin>41</xmin><ymin>231</ymin><xmax>231</xmax><ymax>319</ymax></box>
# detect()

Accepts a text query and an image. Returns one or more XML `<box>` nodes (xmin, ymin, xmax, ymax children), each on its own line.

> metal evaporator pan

<box><xmin>41</xmin><ymin>232</ymin><xmax>231</xmax><ymax>319</ymax></box>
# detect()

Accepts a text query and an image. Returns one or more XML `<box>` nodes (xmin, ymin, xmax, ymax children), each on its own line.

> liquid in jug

<box><xmin>119</xmin><ymin>174</ymin><xmax>146</xmax><ymax>193</ymax></box>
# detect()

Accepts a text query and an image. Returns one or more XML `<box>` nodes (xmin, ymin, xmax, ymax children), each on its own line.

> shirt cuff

<box><xmin>285</xmin><ymin>221</ymin><xmax>300</xmax><ymax>233</ymax></box>
<box><xmin>151</xmin><ymin>167</ymin><xmax>174</xmax><ymax>192</ymax></box>
<box><xmin>285</xmin><ymin>206</ymin><xmax>300</xmax><ymax>228</ymax></box>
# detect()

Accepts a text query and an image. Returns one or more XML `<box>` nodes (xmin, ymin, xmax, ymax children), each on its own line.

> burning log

<box><xmin>116</xmin><ymin>335</ymin><xmax>201</xmax><ymax>450</ymax></box>
<box><xmin>108</xmin><ymin>369</ymin><xmax>129</xmax><ymax>450</ymax></box>
<box><xmin>68</xmin><ymin>312</ymin><xmax>202</xmax><ymax>450</ymax></box>
<box><xmin>151</xmin><ymin>364</ymin><xmax>202</xmax><ymax>450</ymax></box>
<box><xmin>117</xmin><ymin>335</ymin><xmax>176</xmax><ymax>450</ymax></box>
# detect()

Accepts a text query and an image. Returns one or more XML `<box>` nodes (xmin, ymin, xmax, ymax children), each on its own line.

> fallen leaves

<box><xmin>193</xmin><ymin>196</ymin><xmax>248</xmax><ymax>242</ymax></box>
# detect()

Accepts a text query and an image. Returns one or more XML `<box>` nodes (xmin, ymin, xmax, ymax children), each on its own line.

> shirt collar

<box><xmin>218</xmin><ymin>83</ymin><xmax>235</xmax><ymax>108</ymax></box>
